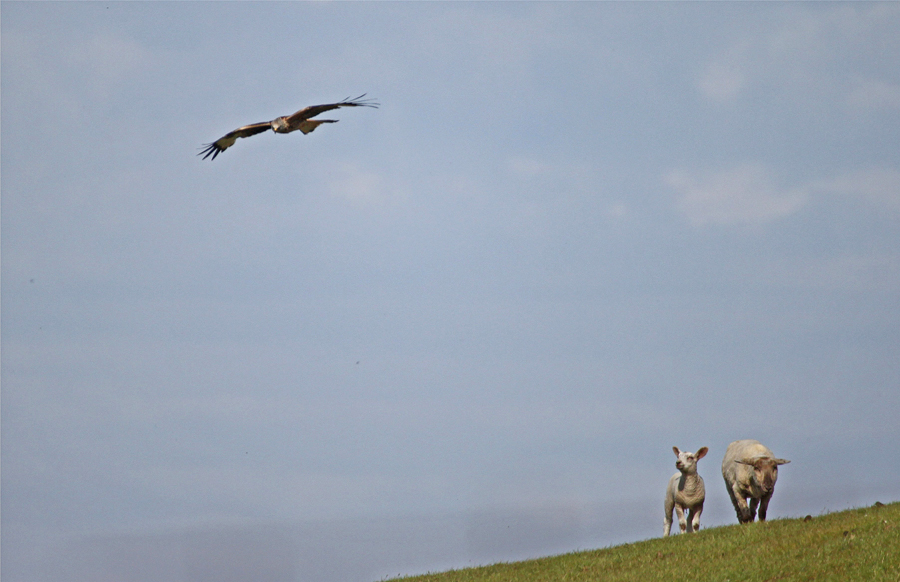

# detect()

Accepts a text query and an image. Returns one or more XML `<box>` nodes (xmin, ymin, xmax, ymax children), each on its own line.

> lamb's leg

<box><xmin>689</xmin><ymin>504</ymin><xmax>703</xmax><ymax>533</ymax></box>
<box><xmin>664</xmin><ymin>494</ymin><xmax>674</xmax><ymax>536</ymax></box>
<box><xmin>675</xmin><ymin>505</ymin><xmax>688</xmax><ymax>533</ymax></box>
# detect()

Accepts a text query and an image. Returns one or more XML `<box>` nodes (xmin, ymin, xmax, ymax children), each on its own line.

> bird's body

<box><xmin>199</xmin><ymin>94</ymin><xmax>377</xmax><ymax>160</ymax></box>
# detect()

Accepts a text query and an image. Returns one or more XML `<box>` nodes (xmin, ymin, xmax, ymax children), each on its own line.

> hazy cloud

<box><xmin>846</xmin><ymin>79</ymin><xmax>900</xmax><ymax>111</ymax></box>
<box><xmin>697</xmin><ymin>4</ymin><xmax>900</xmax><ymax>109</ymax></box>
<box><xmin>667</xmin><ymin>164</ymin><xmax>808</xmax><ymax>226</ymax></box>
<box><xmin>669</xmin><ymin>165</ymin><xmax>900</xmax><ymax>226</ymax></box>
<box><xmin>810</xmin><ymin>168</ymin><xmax>900</xmax><ymax>212</ymax></box>
<box><xmin>698</xmin><ymin>60</ymin><xmax>747</xmax><ymax>102</ymax></box>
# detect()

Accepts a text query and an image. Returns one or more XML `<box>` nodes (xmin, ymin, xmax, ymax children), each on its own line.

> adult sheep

<box><xmin>722</xmin><ymin>439</ymin><xmax>790</xmax><ymax>524</ymax></box>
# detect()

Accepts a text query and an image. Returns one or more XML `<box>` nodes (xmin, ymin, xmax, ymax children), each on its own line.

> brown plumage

<box><xmin>199</xmin><ymin>94</ymin><xmax>378</xmax><ymax>160</ymax></box>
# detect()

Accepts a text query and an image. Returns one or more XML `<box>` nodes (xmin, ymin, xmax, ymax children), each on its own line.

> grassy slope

<box><xmin>393</xmin><ymin>502</ymin><xmax>900</xmax><ymax>582</ymax></box>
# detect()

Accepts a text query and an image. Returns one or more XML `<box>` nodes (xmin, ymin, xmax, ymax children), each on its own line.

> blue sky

<box><xmin>2</xmin><ymin>2</ymin><xmax>899</xmax><ymax>581</ymax></box>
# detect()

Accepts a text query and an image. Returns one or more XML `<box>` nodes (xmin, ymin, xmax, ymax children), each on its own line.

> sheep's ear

<box><xmin>695</xmin><ymin>447</ymin><xmax>708</xmax><ymax>460</ymax></box>
<box><xmin>774</xmin><ymin>458</ymin><xmax>791</xmax><ymax>465</ymax></box>
<box><xmin>735</xmin><ymin>458</ymin><xmax>756</xmax><ymax>466</ymax></box>
<box><xmin>672</xmin><ymin>446</ymin><xmax>681</xmax><ymax>456</ymax></box>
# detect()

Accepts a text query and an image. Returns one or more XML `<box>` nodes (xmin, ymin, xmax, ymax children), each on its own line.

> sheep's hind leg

<box><xmin>664</xmin><ymin>496</ymin><xmax>674</xmax><ymax>536</ymax></box>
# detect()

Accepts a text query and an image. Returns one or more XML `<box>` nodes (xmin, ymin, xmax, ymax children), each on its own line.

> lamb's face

<box><xmin>672</xmin><ymin>446</ymin><xmax>708</xmax><ymax>473</ymax></box>
<box><xmin>675</xmin><ymin>451</ymin><xmax>697</xmax><ymax>472</ymax></box>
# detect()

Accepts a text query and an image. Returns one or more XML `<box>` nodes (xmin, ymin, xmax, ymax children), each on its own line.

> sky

<box><xmin>2</xmin><ymin>2</ymin><xmax>899</xmax><ymax>581</ymax></box>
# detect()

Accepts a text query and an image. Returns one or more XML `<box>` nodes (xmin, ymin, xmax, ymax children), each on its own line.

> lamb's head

<box><xmin>736</xmin><ymin>456</ymin><xmax>790</xmax><ymax>494</ymax></box>
<box><xmin>672</xmin><ymin>446</ymin><xmax>708</xmax><ymax>474</ymax></box>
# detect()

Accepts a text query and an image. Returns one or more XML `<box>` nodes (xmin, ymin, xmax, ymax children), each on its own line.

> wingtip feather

<box><xmin>198</xmin><ymin>143</ymin><xmax>221</xmax><ymax>160</ymax></box>
<box><xmin>341</xmin><ymin>93</ymin><xmax>379</xmax><ymax>108</ymax></box>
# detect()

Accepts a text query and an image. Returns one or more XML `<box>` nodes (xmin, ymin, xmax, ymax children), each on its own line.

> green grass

<box><xmin>391</xmin><ymin>502</ymin><xmax>900</xmax><ymax>582</ymax></box>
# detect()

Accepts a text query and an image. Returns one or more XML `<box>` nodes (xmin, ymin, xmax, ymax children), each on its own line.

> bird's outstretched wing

<box><xmin>198</xmin><ymin>122</ymin><xmax>271</xmax><ymax>160</ymax></box>
<box><xmin>285</xmin><ymin>94</ymin><xmax>379</xmax><ymax>126</ymax></box>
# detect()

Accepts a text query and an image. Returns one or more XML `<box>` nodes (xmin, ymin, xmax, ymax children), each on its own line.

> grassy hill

<box><xmin>391</xmin><ymin>501</ymin><xmax>899</xmax><ymax>582</ymax></box>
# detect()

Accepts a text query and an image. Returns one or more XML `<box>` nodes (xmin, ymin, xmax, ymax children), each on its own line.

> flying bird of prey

<box><xmin>199</xmin><ymin>94</ymin><xmax>378</xmax><ymax>160</ymax></box>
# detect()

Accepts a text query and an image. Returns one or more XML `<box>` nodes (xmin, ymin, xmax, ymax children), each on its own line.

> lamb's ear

<box><xmin>774</xmin><ymin>458</ymin><xmax>791</xmax><ymax>465</ymax></box>
<box><xmin>735</xmin><ymin>458</ymin><xmax>756</xmax><ymax>466</ymax></box>
<box><xmin>672</xmin><ymin>446</ymin><xmax>681</xmax><ymax>457</ymax></box>
<box><xmin>695</xmin><ymin>447</ymin><xmax>709</xmax><ymax>460</ymax></box>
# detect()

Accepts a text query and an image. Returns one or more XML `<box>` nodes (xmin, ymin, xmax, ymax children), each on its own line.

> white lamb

<box><xmin>663</xmin><ymin>446</ymin><xmax>708</xmax><ymax>536</ymax></box>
